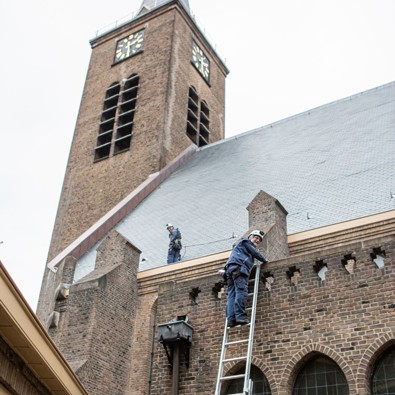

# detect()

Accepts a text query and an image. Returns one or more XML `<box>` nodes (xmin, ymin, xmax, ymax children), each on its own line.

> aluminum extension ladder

<box><xmin>215</xmin><ymin>263</ymin><xmax>262</xmax><ymax>395</ymax></box>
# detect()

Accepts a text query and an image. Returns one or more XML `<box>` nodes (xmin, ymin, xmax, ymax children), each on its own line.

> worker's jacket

<box><xmin>225</xmin><ymin>238</ymin><xmax>268</xmax><ymax>276</ymax></box>
<box><xmin>168</xmin><ymin>228</ymin><xmax>182</xmax><ymax>251</ymax></box>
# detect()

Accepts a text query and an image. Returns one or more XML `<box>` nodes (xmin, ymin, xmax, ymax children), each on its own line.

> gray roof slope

<box><xmin>75</xmin><ymin>82</ymin><xmax>395</xmax><ymax>278</ymax></box>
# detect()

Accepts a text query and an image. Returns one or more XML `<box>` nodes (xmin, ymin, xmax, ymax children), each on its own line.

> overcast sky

<box><xmin>1</xmin><ymin>0</ymin><xmax>394</xmax><ymax>311</ymax></box>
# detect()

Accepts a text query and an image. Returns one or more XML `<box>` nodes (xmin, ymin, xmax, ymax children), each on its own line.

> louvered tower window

<box><xmin>199</xmin><ymin>100</ymin><xmax>210</xmax><ymax>146</ymax></box>
<box><xmin>186</xmin><ymin>86</ymin><xmax>210</xmax><ymax>147</ymax></box>
<box><xmin>94</xmin><ymin>74</ymin><xmax>139</xmax><ymax>161</ymax></box>
<box><xmin>95</xmin><ymin>82</ymin><xmax>120</xmax><ymax>161</ymax></box>
<box><xmin>114</xmin><ymin>74</ymin><xmax>139</xmax><ymax>155</ymax></box>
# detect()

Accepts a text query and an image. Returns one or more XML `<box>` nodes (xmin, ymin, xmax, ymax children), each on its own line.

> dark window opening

<box><xmin>371</xmin><ymin>346</ymin><xmax>395</xmax><ymax>394</ymax></box>
<box><xmin>94</xmin><ymin>75</ymin><xmax>139</xmax><ymax>161</ymax></box>
<box><xmin>293</xmin><ymin>356</ymin><xmax>349</xmax><ymax>395</ymax></box>
<box><xmin>186</xmin><ymin>86</ymin><xmax>210</xmax><ymax>147</ymax></box>
<box><xmin>199</xmin><ymin>100</ymin><xmax>210</xmax><ymax>146</ymax></box>
<box><xmin>94</xmin><ymin>82</ymin><xmax>120</xmax><ymax>161</ymax></box>
<box><xmin>114</xmin><ymin>74</ymin><xmax>139</xmax><ymax>155</ymax></box>
<box><xmin>223</xmin><ymin>365</ymin><xmax>271</xmax><ymax>395</ymax></box>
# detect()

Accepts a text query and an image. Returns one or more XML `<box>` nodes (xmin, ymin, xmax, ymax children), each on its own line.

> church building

<box><xmin>28</xmin><ymin>0</ymin><xmax>395</xmax><ymax>394</ymax></box>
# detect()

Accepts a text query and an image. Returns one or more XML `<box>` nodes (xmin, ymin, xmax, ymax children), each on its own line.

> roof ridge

<box><xmin>215</xmin><ymin>80</ymin><xmax>395</xmax><ymax>145</ymax></box>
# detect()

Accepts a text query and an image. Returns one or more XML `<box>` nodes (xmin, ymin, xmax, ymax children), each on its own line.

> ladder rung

<box><xmin>223</xmin><ymin>356</ymin><xmax>247</xmax><ymax>363</ymax></box>
<box><xmin>221</xmin><ymin>373</ymin><xmax>245</xmax><ymax>381</ymax></box>
<box><xmin>226</xmin><ymin>339</ymin><xmax>249</xmax><ymax>346</ymax></box>
<box><xmin>215</xmin><ymin>263</ymin><xmax>262</xmax><ymax>395</ymax></box>
<box><xmin>227</xmin><ymin>323</ymin><xmax>237</xmax><ymax>328</ymax></box>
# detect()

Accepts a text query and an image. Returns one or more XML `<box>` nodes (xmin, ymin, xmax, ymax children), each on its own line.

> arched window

<box><xmin>293</xmin><ymin>356</ymin><xmax>348</xmax><ymax>395</ymax></box>
<box><xmin>224</xmin><ymin>365</ymin><xmax>271</xmax><ymax>395</ymax></box>
<box><xmin>94</xmin><ymin>74</ymin><xmax>140</xmax><ymax>161</ymax></box>
<box><xmin>95</xmin><ymin>82</ymin><xmax>120</xmax><ymax>161</ymax></box>
<box><xmin>186</xmin><ymin>86</ymin><xmax>210</xmax><ymax>147</ymax></box>
<box><xmin>114</xmin><ymin>74</ymin><xmax>139</xmax><ymax>155</ymax></box>
<box><xmin>199</xmin><ymin>100</ymin><xmax>210</xmax><ymax>146</ymax></box>
<box><xmin>371</xmin><ymin>346</ymin><xmax>395</xmax><ymax>394</ymax></box>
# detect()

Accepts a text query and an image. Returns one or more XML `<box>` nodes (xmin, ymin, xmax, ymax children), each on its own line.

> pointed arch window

<box><xmin>95</xmin><ymin>82</ymin><xmax>120</xmax><ymax>161</ymax></box>
<box><xmin>94</xmin><ymin>74</ymin><xmax>140</xmax><ymax>161</ymax></box>
<box><xmin>223</xmin><ymin>365</ymin><xmax>271</xmax><ymax>395</ymax></box>
<box><xmin>114</xmin><ymin>74</ymin><xmax>139</xmax><ymax>155</ymax></box>
<box><xmin>371</xmin><ymin>346</ymin><xmax>395</xmax><ymax>394</ymax></box>
<box><xmin>293</xmin><ymin>356</ymin><xmax>348</xmax><ymax>394</ymax></box>
<box><xmin>186</xmin><ymin>86</ymin><xmax>210</xmax><ymax>147</ymax></box>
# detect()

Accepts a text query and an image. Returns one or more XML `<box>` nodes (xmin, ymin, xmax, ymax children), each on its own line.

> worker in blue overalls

<box><xmin>225</xmin><ymin>230</ymin><xmax>268</xmax><ymax>326</ymax></box>
<box><xmin>166</xmin><ymin>223</ymin><xmax>182</xmax><ymax>264</ymax></box>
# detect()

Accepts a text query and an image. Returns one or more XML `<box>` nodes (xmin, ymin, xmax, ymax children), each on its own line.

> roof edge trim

<box><xmin>138</xmin><ymin>209</ymin><xmax>395</xmax><ymax>281</ymax></box>
<box><xmin>288</xmin><ymin>209</ymin><xmax>395</xmax><ymax>243</ymax></box>
<box><xmin>0</xmin><ymin>261</ymin><xmax>89</xmax><ymax>394</ymax></box>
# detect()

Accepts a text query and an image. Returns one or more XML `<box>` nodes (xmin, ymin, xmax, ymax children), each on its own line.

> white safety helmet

<box><xmin>166</xmin><ymin>223</ymin><xmax>173</xmax><ymax>229</ymax></box>
<box><xmin>249</xmin><ymin>230</ymin><xmax>265</xmax><ymax>241</ymax></box>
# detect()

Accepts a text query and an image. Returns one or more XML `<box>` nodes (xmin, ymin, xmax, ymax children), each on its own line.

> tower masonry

<box><xmin>46</xmin><ymin>0</ymin><xmax>228</xmax><ymax>263</ymax></box>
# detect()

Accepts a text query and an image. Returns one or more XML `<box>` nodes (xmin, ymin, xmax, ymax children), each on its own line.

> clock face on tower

<box><xmin>114</xmin><ymin>30</ymin><xmax>145</xmax><ymax>63</ymax></box>
<box><xmin>191</xmin><ymin>41</ymin><xmax>210</xmax><ymax>83</ymax></box>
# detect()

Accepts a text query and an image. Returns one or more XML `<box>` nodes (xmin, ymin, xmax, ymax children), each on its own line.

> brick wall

<box><xmin>41</xmin><ymin>190</ymin><xmax>395</xmax><ymax>394</ymax></box>
<box><xmin>48</xmin><ymin>231</ymin><xmax>140</xmax><ymax>394</ymax></box>
<box><xmin>148</xmin><ymin>234</ymin><xmax>395</xmax><ymax>395</ymax></box>
<box><xmin>36</xmin><ymin>256</ymin><xmax>76</xmax><ymax>326</ymax></box>
<box><xmin>149</xmin><ymin>273</ymin><xmax>225</xmax><ymax>394</ymax></box>
<box><xmin>126</xmin><ymin>293</ymin><xmax>158</xmax><ymax>394</ymax></box>
<box><xmin>47</xmin><ymin>2</ymin><xmax>227</xmax><ymax>262</ymax></box>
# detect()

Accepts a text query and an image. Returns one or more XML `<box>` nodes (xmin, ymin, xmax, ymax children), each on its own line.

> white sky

<box><xmin>0</xmin><ymin>0</ymin><xmax>394</xmax><ymax>311</ymax></box>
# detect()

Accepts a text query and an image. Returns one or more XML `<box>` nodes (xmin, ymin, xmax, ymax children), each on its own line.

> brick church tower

<box><xmin>31</xmin><ymin>1</ymin><xmax>395</xmax><ymax>391</ymax></box>
<box><xmin>46</xmin><ymin>0</ymin><xmax>228</xmax><ymax>262</ymax></box>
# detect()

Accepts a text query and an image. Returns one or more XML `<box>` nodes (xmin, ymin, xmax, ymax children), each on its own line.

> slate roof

<box><xmin>74</xmin><ymin>82</ymin><xmax>395</xmax><ymax>280</ymax></box>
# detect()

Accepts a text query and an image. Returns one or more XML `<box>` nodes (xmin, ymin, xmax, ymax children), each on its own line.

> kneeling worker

<box><xmin>225</xmin><ymin>230</ymin><xmax>268</xmax><ymax>327</ymax></box>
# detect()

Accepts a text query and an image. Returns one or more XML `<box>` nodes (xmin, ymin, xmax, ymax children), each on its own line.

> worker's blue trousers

<box><xmin>225</xmin><ymin>264</ymin><xmax>249</xmax><ymax>324</ymax></box>
<box><xmin>167</xmin><ymin>248</ymin><xmax>180</xmax><ymax>264</ymax></box>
